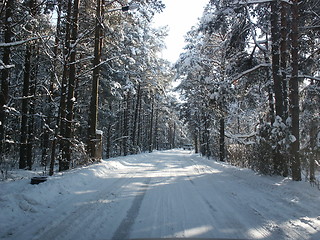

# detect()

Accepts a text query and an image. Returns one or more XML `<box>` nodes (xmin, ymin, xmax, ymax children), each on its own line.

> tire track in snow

<box><xmin>111</xmin><ymin>177</ymin><xmax>151</xmax><ymax>240</ymax></box>
<box><xmin>186</xmin><ymin>157</ymin><xmax>274</xmax><ymax>239</ymax></box>
<box><xmin>13</xmin><ymin>175</ymin><xmax>133</xmax><ymax>240</ymax></box>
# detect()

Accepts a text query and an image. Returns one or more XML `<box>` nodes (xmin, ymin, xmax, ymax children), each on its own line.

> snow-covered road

<box><xmin>1</xmin><ymin>150</ymin><xmax>320</xmax><ymax>240</ymax></box>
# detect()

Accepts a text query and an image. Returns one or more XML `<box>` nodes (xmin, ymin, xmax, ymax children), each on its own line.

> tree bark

<box><xmin>105</xmin><ymin>102</ymin><xmax>112</xmax><ymax>159</ymax></box>
<box><xmin>19</xmin><ymin>0</ymin><xmax>37</xmax><ymax>170</ymax></box>
<box><xmin>88</xmin><ymin>0</ymin><xmax>103</xmax><ymax>159</ymax></box>
<box><xmin>0</xmin><ymin>0</ymin><xmax>14</xmax><ymax>159</ymax></box>
<box><xmin>19</xmin><ymin>45</ymin><xmax>32</xmax><ymax>169</ymax></box>
<box><xmin>132</xmin><ymin>83</ymin><xmax>141</xmax><ymax>153</ymax></box>
<box><xmin>280</xmin><ymin>1</ymin><xmax>289</xmax><ymax>177</ymax></box>
<box><xmin>280</xmin><ymin>1</ymin><xmax>289</xmax><ymax>121</ymax></box>
<box><xmin>58</xmin><ymin>0</ymin><xmax>72</xmax><ymax>171</ymax></box>
<box><xmin>271</xmin><ymin>0</ymin><xmax>285</xmax><ymax>175</ymax></box>
<box><xmin>49</xmin><ymin>0</ymin><xmax>63</xmax><ymax>176</ymax></box>
<box><xmin>154</xmin><ymin>106</ymin><xmax>159</xmax><ymax>150</ymax></box>
<box><xmin>123</xmin><ymin>93</ymin><xmax>130</xmax><ymax>156</ymax></box>
<box><xmin>194</xmin><ymin>130</ymin><xmax>199</xmax><ymax>154</ymax></box>
<box><xmin>309</xmin><ymin>119</ymin><xmax>317</xmax><ymax>182</ymax></box>
<box><xmin>136</xmin><ymin>91</ymin><xmax>143</xmax><ymax>151</ymax></box>
<box><xmin>27</xmin><ymin>50</ymin><xmax>38</xmax><ymax>170</ymax></box>
<box><xmin>271</xmin><ymin>0</ymin><xmax>284</xmax><ymax>118</ymax></box>
<box><xmin>61</xmin><ymin>0</ymin><xmax>80</xmax><ymax>171</ymax></box>
<box><xmin>290</xmin><ymin>0</ymin><xmax>301</xmax><ymax>181</ymax></box>
<box><xmin>219</xmin><ymin>117</ymin><xmax>225</xmax><ymax>162</ymax></box>
<box><xmin>149</xmin><ymin>96</ymin><xmax>154</xmax><ymax>153</ymax></box>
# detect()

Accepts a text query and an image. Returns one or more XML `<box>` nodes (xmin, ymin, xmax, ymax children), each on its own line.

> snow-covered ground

<box><xmin>1</xmin><ymin>149</ymin><xmax>320</xmax><ymax>240</ymax></box>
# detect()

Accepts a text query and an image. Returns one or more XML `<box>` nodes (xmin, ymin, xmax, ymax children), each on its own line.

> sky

<box><xmin>152</xmin><ymin>0</ymin><xmax>209</xmax><ymax>63</ymax></box>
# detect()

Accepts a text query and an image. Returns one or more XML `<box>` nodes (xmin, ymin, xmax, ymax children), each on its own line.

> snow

<box><xmin>96</xmin><ymin>129</ymin><xmax>103</xmax><ymax>135</ymax></box>
<box><xmin>1</xmin><ymin>150</ymin><xmax>320</xmax><ymax>240</ymax></box>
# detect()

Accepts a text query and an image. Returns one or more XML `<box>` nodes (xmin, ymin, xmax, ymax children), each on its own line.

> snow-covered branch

<box><xmin>239</xmin><ymin>0</ymin><xmax>292</xmax><ymax>5</ymax></box>
<box><xmin>225</xmin><ymin>131</ymin><xmax>257</xmax><ymax>145</ymax></box>
<box><xmin>0</xmin><ymin>60</ymin><xmax>15</xmax><ymax>70</ymax></box>
<box><xmin>245</xmin><ymin>4</ymin><xmax>268</xmax><ymax>52</ymax></box>
<box><xmin>0</xmin><ymin>36</ymin><xmax>49</xmax><ymax>48</ymax></box>
<box><xmin>232</xmin><ymin>63</ymin><xmax>270</xmax><ymax>83</ymax></box>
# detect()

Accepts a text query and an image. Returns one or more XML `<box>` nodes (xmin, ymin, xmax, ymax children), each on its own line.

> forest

<box><xmin>0</xmin><ymin>0</ymin><xmax>319</xmax><ymax>183</ymax></box>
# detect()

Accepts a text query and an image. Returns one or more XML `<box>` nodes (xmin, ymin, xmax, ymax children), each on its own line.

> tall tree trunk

<box><xmin>136</xmin><ymin>91</ymin><xmax>143</xmax><ymax>151</ymax></box>
<box><xmin>0</xmin><ymin>0</ymin><xmax>14</xmax><ymax>159</ymax></box>
<box><xmin>271</xmin><ymin>0</ymin><xmax>285</xmax><ymax>175</ymax></box>
<box><xmin>105</xmin><ymin>102</ymin><xmax>112</xmax><ymax>159</ymax></box>
<box><xmin>19</xmin><ymin>45</ymin><xmax>32</xmax><ymax>169</ymax></box>
<box><xmin>154</xmin><ymin>106</ymin><xmax>159</xmax><ymax>150</ymax></box>
<box><xmin>27</xmin><ymin>51</ymin><xmax>38</xmax><ymax>170</ymax></box>
<box><xmin>58</xmin><ymin>0</ymin><xmax>72</xmax><ymax>171</ymax></box>
<box><xmin>132</xmin><ymin>83</ymin><xmax>141</xmax><ymax>153</ymax></box>
<box><xmin>88</xmin><ymin>0</ymin><xmax>103</xmax><ymax>159</ymax></box>
<box><xmin>149</xmin><ymin>96</ymin><xmax>154</xmax><ymax>153</ymax></box>
<box><xmin>280</xmin><ymin>1</ymin><xmax>289</xmax><ymax>120</ymax></box>
<box><xmin>263</xmin><ymin>45</ymin><xmax>275</xmax><ymax>123</ymax></box>
<box><xmin>123</xmin><ymin>93</ymin><xmax>130</xmax><ymax>156</ymax></box>
<box><xmin>168</xmin><ymin>121</ymin><xmax>176</xmax><ymax>150</ymax></box>
<box><xmin>19</xmin><ymin>0</ymin><xmax>37</xmax><ymax>170</ymax></box>
<box><xmin>219</xmin><ymin>117</ymin><xmax>225</xmax><ymax>162</ymax></box>
<box><xmin>49</xmin><ymin>0</ymin><xmax>63</xmax><ymax>176</ymax></box>
<box><xmin>194</xmin><ymin>130</ymin><xmax>199</xmax><ymax>154</ymax></box>
<box><xmin>61</xmin><ymin>0</ymin><xmax>80</xmax><ymax>171</ymax></box>
<box><xmin>271</xmin><ymin>0</ymin><xmax>284</xmax><ymax>119</ymax></box>
<box><xmin>280</xmin><ymin>1</ymin><xmax>289</xmax><ymax>177</ymax></box>
<box><xmin>205</xmin><ymin>116</ymin><xmax>210</xmax><ymax>157</ymax></box>
<box><xmin>290</xmin><ymin>0</ymin><xmax>301</xmax><ymax>181</ymax></box>
<box><xmin>309</xmin><ymin>119</ymin><xmax>317</xmax><ymax>182</ymax></box>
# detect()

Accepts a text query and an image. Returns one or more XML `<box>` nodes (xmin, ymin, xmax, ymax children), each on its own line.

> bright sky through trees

<box><xmin>152</xmin><ymin>0</ymin><xmax>208</xmax><ymax>63</ymax></box>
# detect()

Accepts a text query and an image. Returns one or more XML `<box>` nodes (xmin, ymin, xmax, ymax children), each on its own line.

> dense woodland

<box><xmin>0</xmin><ymin>0</ymin><xmax>186</xmax><ymax>177</ymax></box>
<box><xmin>0</xmin><ymin>0</ymin><xmax>319</xmax><ymax>182</ymax></box>
<box><xmin>176</xmin><ymin>0</ymin><xmax>320</xmax><ymax>182</ymax></box>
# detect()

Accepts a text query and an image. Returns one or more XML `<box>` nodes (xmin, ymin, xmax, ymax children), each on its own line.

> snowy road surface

<box><xmin>1</xmin><ymin>150</ymin><xmax>320</xmax><ymax>240</ymax></box>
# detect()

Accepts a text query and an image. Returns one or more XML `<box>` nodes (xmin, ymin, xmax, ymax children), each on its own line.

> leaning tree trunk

<box><xmin>290</xmin><ymin>0</ymin><xmax>301</xmax><ymax>181</ymax></box>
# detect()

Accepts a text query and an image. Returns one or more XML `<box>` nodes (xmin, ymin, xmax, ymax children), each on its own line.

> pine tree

<box><xmin>0</xmin><ymin>0</ymin><xmax>14</xmax><ymax>163</ymax></box>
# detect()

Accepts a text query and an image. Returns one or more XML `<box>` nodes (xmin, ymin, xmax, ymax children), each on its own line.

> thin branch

<box><xmin>300</xmin><ymin>75</ymin><xmax>320</xmax><ymax>82</ymax></box>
